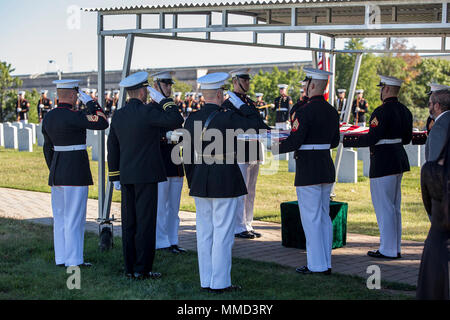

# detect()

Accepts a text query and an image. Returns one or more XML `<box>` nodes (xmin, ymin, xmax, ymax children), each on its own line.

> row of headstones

<box><xmin>0</xmin><ymin>122</ymin><xmax>35</xmax><ymax>152</ymax></box>
<box><xmin>285</xmin><ymin>144</ymin><xmax>426</xmax><ymax>183</ymax></box>
<box><xmin>0</xmin><ymin>122</ymin><xmax>109</xmax><ymax>162</ymax></box>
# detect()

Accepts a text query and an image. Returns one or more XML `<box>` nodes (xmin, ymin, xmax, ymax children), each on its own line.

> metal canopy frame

<box><xmin>90</xmin><ymin>0</ymin><xmax>450</xmax><ymax>224</ymax></box>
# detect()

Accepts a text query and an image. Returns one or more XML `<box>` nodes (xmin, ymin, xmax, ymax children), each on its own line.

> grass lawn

<box><xmin>0</xmin><ymin>217</ymin><xmax>414</xmax><ymax>300</ymax></box>
<box><xmin>0</xmin><ymin>145</ymin><xmax>430</xmax><ymax>241</ymax></box>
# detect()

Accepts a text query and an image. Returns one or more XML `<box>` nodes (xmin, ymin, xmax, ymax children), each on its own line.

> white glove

<box><xmin>78</xmin><ymin>89</ymin><xmax>93</xmax><ymax>104</ymax></box>
<box><xmin>17</xmin><ymin>107</ymin><xmax>22</xmax><ymax>112</ymax></box>
<box><xmin>147</xmin><ymin>87</ymin><xmax>165</xmax><ymax>104</ymax></box>
<box><xmin>187</xmin><ymin>107</ymin><xmax>192</xmax><ymax>112</ymax></box>
<box><xmin>113</xmin><ymin>181</ymin><xmax>121</xmax><ymax>190</ymax></box>
<box><xmin>166</xmin><ymin>130</ymin><xmax>183</xmax><ymax>143</ymax></box>
<box><xmin>39</xmin><ymin>104</ymin><xmax>44</xmax><ymax>109</ymax></box>
<box><xmin>227</xmin><ymin>91</ymin><xmax>245</xmax><ymax>109</ymax></box>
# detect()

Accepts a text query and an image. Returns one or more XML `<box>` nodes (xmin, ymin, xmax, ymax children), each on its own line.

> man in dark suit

<box><xmin>107</xmin><ymin>71</ymin><xmax>184</xmax><ymax>279</ymax></box>
<box><xmin>425</xmin><ymin>85</ymin><xmax>450</xmax><ymax>162</ymax></box>
<box><xmin>273</xmin><ymin>68</ymin><xmax>339</xmax><ymax>275</ymax></box>
<box><xmin>42</xmin><ymin>79</ymin><xmax>109</xmax><ymax>267</ymax></box>
<box><xmin>343</xmin><ymin>75</ymin><xmax>413</xmax><ymax>259</ymax></box>
<box><xmin>183</xmin><ymin>72</ymin><xmax>267</xmax><ymax>293</ymax></box>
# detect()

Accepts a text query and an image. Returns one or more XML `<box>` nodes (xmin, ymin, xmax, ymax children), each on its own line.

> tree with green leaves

<box><xmin>0</xmin><ymin>61</ymin><xmax>22</xmax><ymax>122</ymax></box>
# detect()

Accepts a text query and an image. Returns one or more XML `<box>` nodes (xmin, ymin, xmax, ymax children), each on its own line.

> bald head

<box><xmin>307</xmin><ymin>79</ymin><xmax>328</xmax><ymax>97</ymax></box>
<box><xmin>203</xmin><ymin>89</ymin><xmax>224</xmax><ymax>106</ymax></box>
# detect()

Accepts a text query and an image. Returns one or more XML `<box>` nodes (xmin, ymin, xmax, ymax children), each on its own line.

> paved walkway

<box><xmin>0</xmin><ymin>187</ymin><xmax>423</xmax><ymax>287</ymax></box>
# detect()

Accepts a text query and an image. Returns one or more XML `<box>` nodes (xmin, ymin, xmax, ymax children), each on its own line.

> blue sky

<box><xmin>0</xmin><ymin>0</ymin><xmax>446</xmax><ymax>75</ymax></box>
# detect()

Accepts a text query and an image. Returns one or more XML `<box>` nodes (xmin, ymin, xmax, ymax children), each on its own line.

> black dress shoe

<box><xmin>156</xmin><ymin>247</ymin><xmax>171</xmax><ymax>251</ymax></box>
<box><xmin>367</xmin><ymin>250</ymin><xmax>399</xmax><ymax>259</ymax></box>
<box><xmin>295</xmin><ymin>266</ymin><xmax>331</xmax><ymax>275</ymax></box>
<box><xmin>171</xmin><ymin>245</ymin><xmax>187</xmax><ymax>253</ymax></box>
<box><xmin>78</xmin><ymin>262</ymin><xmax>92</xmax><ymax>267</ymax></box>
<box><xmin>56</xmin><ymin>263</ymin><xmax>65</xmax><ymax>267</ymax></box>
<box><xmin>234</xmin><ymin>231</ymin><xmax>255</xmax><ymax>239</ymax></box>
<box><xmin>397</xmin><ymin>253</ymin><xmax>402</xmax><ymax>258</ymax></box>
<box><xmin>208</xmin><ymin>285</ymin><xmax>242</xmax><ymax>293</ymax></box>
<box><xmin>133</xmin><ymin>272</ymin><xmax>162</xmax><ymax>280</ymax></box>
<box><xmin>250</xmin><ymin>230</ymin><xmax>262</xmax><ymax>238</ymax></box>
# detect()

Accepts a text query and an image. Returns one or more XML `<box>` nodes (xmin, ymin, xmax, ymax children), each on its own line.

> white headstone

<box><xmin>11</xmin><ymin>122</ymin><xmax>23</xmax><ymax>130</ymax></box>
<box><xmin>288</xmin><ymin>152</ymin><xmax>296</xmax><ymax>172</ymax></box>
<box><xmin>357</xmin><ymin>148</ymin><xmax>370</xmax><ymax>177</ymax></box>
<box><xmin>92</xmin><ymin>134</ymin><xmax>108</xmax><ymax>161</ymax></box>
<box><xmin>18</xmin><ymin>127</ymin><xmax>33</xmax><ymax>152</ymax></box>
<box><xmin>338</xmin><ymin>148</ymin><xmax>357</xmax><ymax>183</ymax></box>
<box><xmin>404</xmin><ymin>143</ymin><xmax>420</xmax><ymax>167</ymax></box>
<box><xmin>86</xmin><ymin>130</ymin><xmax>98</xmax><ymax>147</ymax></box>
<box><xmin>0</xmin><ymin>123</ymin><xmax>4</xmax><ymax>147</ymax></box>
<box><xmin>4</xmin><ymin>125</ymin><xmax>18</xmax><ymax>149</ymax></box>
<box><xmin>24</xmin><ymin>123</ymin><xmax>36</xmax><ymax>144</ymax></box>
<box><xmin>420</xmin><ymin>144</ymin><xmax>426</xmax><ymax>166</ymax></box>
<box><xmin>36</xmin><ymin>124</ymin><xmax>44</xmax><ymax>146</ymax></box>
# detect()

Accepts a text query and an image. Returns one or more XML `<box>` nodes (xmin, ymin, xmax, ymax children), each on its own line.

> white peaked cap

<box><xmin>303</xmin><ymin>67</ymin><xmax>333</xmax><ymax>80</ymax></box>
<box><xmin>197</xmin><ymin>72</ymin><xmax>230</xmax><ymax>90</ymax></box>
<box><xmin>174</xmin><ymin>92</ymin><xmax>182</xmax><ymax>96</ymax></box>
<box><xmin>53</xmin><ymin>79</ymin><xmax>79</xmax><ymax>89</ymax></box>
<box><xmin>429</xmin><ymin>82</ymin><xmax>450</xmax><ymax>92</ymax></box>
<box><xmin>355</xmin><ymin>89</ymin><xmax>364</xmax><ymax>94</ymax></box>
<box><xmin>278</xmin><ymin>84</ymin><xmax>288</xmax><ymax>89</ymax></box>
<box><xmin>151</xmin><ymin>70</ymin><xmax>175</xmax><ymax>80</ymax></box>
<box><xmin>40</xmin><ymin>89</ymin><xmax>48</xmax><ymax>94</ymax></box>
<box><xmin>337</xmin><ymin>89</ymin><xmax>346</xmax><ymax>93</ymax></box>
<box><xmin>18</xmin><ymin>91</ymin><xmax>25</xmax><ymax>95</ymax></box>
<box><xmin>113</xmin><ymin>89</ymin><xmax>120</xmax><ymax>94</ymax></box>
<box><xmin>255</xmin><ymin>93</ymin><xmax>263</xmax><ymax>97</ymax></box>
<box><xmin>378</xmin><ymin>75</ymin><xmax>403</xmax><ymax>87</ymax></box>
<box><xmin>229</xmin><ymin>68</ymin><xmax>251</xmax><ymax>78</ymax></box>
<box><xmin>104</xmin><ymin>90</ymin><xmax>112</xmax><ymax>95</ymax></box>
<box><xmin>119</xmin><ymin>71</ymin><xmax>149</xmax><ymax>88</ymax></box>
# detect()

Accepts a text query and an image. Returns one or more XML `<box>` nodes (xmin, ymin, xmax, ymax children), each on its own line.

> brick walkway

<box><xmin>0</xmin><ymin>187</ymin><xmax>423</xmax><ymax>287</ymax></box>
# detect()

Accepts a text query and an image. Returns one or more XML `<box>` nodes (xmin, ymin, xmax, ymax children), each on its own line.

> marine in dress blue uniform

<box><xmin>149</xmin><ymin>71</ymin><xmax>187</xmax><ymax>254</ymax></box>
<box><xmin>343</xmin><ymin>75</ymin><xmax>413</xmax><ymax>259</ymax></box>
<box><xmin>183</xmin><ymin>72</ymin><xmax>267</xmax><ymax>292</ymax></box>
<box><xmin>352</xmin><ymin>89</ymin><xmax>369</xmax><ymax>126</ymax></box>
<box><xmin>107</xmin><ymin>71</ymin><xmax>184</xmax><ymax>279</ymax></box>
<box><xmin>16</xmin><ymin>91</ymin><xmax>30</xmax><ymax>124</ymax></box>
<box><xmin>272</xmin><ymin>84</ymin><xmax>293</xmax><ymax>130</ymax></box>
<box><xmin>37</xmin><ymin>90</ymin><xmax>53</xmax><ymax>122</ymax></box>
<box><xmin>274</xmin><ymin>68</ymin><xmax>339</xmax><ymax>274</ymax></box>
<box><xmin>42</xmin><ymin>79</ymin><xmax>109</xmax><ymax>267</ymax></box>
<box><xmin>223</xmin><ymin>68</ymin><xmax>271</xmax><ymax>239</ymax></box>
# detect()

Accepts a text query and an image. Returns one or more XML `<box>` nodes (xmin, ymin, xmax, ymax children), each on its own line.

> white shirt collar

<box><xmin>434</xmin><ymin>110</ymin><xmax>450</xmax><ymax>122</ymax></box>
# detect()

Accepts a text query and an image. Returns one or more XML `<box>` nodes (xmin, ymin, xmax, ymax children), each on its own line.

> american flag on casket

<box><xmin>237</xmin><ymin>123</ymin><xmax>427</xmax><ymax>145</ymax></box>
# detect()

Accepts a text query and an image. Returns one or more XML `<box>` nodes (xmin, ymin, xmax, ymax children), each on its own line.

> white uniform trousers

<box><xmin>235</xmin><ymin>163</ymin><xmax>259</xmax><ymax>233</ymax></box>
<box><xmin>194</xmin><ymin>197</ymin><xmax>238</xmax><ymax>289</ymax></box>
<box><xmin>156</xmin><ymin>177</ymin><xmax>184</xmax><ymax>249</ymax></box>
<box><xmin>19</xmin><ymin>120</ymin><xmax>28</xmax><ymax>125</ymax></box>
<box><xmin>51</xmin><ymin>186</ymin><xmax>88</xmax><ymax>266</ymax></box>
<box><xmin>370</xmin><ymin>174</ymin><xmax>403</xmax><ymax>257</ymax></box>
<box><xmin>296</xmin><ymin>183</ymin><xmax>333</xmax><ymax>272</ymax></box>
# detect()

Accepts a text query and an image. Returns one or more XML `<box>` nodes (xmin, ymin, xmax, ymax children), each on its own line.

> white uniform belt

<box><xmin>299</xmin><ymin>144</ymin><xmax>330</xmax><ymax>150</ymax></box>
<box><xmin>375</xmin><ymin>138</ymin><xmax>402</xmax><ymax>145</ymax></box>
<box><xmin>277</xmin><ymin>108</ymin><xmax>288</xmax><ymax>112</ymax></box>
<box><xmin>54</xmin><ymin>144</ymin><xmax>87</xmax><ymax>152</ymax></box>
